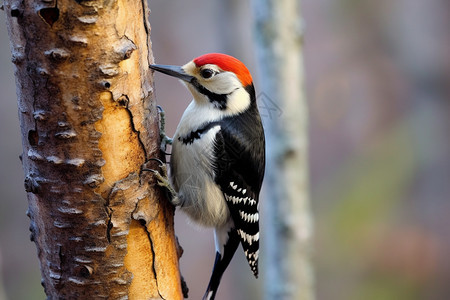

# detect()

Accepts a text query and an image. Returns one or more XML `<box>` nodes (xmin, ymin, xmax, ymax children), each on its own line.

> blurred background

<box><xmin>1</xmin><ymin>0</ymin><xmax>449</xmax><ymax>299</ymax></box>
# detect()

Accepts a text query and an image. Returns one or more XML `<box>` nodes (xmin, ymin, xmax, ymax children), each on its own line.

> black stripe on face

<box><xmin>190</xmin><ymin>78</ymin><xmax>229</xmax><ymax>110</ymax></box>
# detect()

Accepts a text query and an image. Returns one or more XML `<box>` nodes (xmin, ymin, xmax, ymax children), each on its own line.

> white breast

<box><xmin>170</xmin><ymin>101</ymin><xmax>230</xmax><ymax>227</ymax></box>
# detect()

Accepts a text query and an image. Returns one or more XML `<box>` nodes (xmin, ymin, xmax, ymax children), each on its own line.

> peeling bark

<box><xmin>3</xmin><ymin>0</ymin><xmax>183</xmax><ymax>298</ymax></box>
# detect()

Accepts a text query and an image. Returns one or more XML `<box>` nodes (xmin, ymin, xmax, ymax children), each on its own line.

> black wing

<box><xmin>213</xmin><ymin>101</ymin><xmax>265</xmax><ymax>277</ymax></box>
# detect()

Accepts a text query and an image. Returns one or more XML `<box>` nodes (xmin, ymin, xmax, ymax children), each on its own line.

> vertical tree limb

<box><xmin>252</xmin><ymin>0</ymin><xmax>314</xmax><ymax>299</ymax></box>
<box><xmin>3</xmin><ymin>0</ymin><xmax>182</xmax><ymax>298</ymax></box>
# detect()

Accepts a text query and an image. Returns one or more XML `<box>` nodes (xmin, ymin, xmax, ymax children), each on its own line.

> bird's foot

<box><xmin>143</xmin><ymin>158</ymin><xmax>180</xmax><ymax>206</ymax></box>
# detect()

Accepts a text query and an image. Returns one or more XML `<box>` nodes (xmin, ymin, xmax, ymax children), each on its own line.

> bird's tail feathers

<box><xmin>203</xmin><ymin>229</ymin><xmax>240</xmax><ymax>300</ymax></box>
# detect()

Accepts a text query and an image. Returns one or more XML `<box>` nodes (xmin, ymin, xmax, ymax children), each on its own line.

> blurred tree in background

<box><xmin>309</xmin><ymin>0</ymin><xmax>450</xmax><ymax>299</ymax></box>
<box><xmin>252</xmin><ymin>0</ymin><xmax>314</xmax><ymax>299</ymax></box>
<box><xmin>1</xmin><ymin>0</ymin><xmax>449</xmax><ymax>299</ymax></box>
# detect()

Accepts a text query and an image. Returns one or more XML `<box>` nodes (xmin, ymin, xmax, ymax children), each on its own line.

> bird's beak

<box><xmin>150</xmin><ymin>64</ymin><xmax>195</xmax><ymax>83</ymax></box>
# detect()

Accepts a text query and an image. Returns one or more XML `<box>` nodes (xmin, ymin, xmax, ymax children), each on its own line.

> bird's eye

<box><xmin>200</xmin><ymin>68</ymin><xmax>215</xmax><ymax>79</ymax></box>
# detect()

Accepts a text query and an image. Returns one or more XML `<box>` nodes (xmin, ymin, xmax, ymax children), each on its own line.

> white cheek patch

<box><xmin>181</xmin><ymin>62</ymin><xmax>251</xmax><ymax>116</ymax></box>
<box><xmin>202</xmin><ymin>72</ymin><xmax>241</xmax><ymax>95</ymax></box>
<box><xmin>225</xmin><ymin>87</ymin><xmax>250</xmax><ymax>115</ymax></box>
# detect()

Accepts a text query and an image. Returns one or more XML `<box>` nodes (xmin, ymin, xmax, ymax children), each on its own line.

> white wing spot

<box><xmin>225</xmin><ymin>193</ymin><xmax>257</xmax><ymax>206</ymax></box>
<box><xmin>237</xmin><ymin>229</ymin><xmax>260</xmax><ymax>245</ymax></box>
<box><xmin>245</xmin><ymin>250</ymin><xmax>259</xmax><ymax>261</ymax></box>
<box><xmin>254</xmin><ymin>212</ymin><xmax>259</xmax><ymax>222</ymax></box>
<box><xmin>239</xmin><ymin>211</ymin><xmax>259</xmax><ymax>223</ymax></box>
<box><xmin>230</xmin><ymin>182</ymin><xmax>237</xmax><ymax>190</ymax></box>
<box><xmin>227</xmin><ymin>195</ymin><xmax>242</xmax><ymax>204</ymax></box>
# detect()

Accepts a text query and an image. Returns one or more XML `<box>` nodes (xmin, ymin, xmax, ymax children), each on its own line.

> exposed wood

<box><xmin>252</xmin><ymin>0</ymin><xmax>315</xmax><ymax>299</ymax></box>
<box><xmin>3</xmin><ymin>0</ymin><xmax>183</xmax><ymax>298</ymax></box>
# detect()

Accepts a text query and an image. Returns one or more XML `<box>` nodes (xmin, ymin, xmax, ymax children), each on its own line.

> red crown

<box><xmin>193</xmin><ymin>53</ymin><xmax>253</xmax><ymax>87</ymax></box>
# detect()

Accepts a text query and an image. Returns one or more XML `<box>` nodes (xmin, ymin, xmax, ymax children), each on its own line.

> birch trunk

<box><xmin>251</xmin><ymin>0</ymin><xmax>314</xmax><ymax>299</ymax></box>
<box><xmin>3</xmin><ymin>0</ymin><xmax>183</xmax><ymax>298</ymax></box>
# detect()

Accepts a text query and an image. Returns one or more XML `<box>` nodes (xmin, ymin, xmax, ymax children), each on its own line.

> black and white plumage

<box><xmin>150</xmin><ymin>53</ymin><xmax>265</xmax><ymax>300</ymax></box>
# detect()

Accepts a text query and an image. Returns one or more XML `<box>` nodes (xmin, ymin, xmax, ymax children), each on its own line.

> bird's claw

<box><xmin>143</xmin><ymin>158</ymin><xmax>180</xmax><ymax>206</ymax></box>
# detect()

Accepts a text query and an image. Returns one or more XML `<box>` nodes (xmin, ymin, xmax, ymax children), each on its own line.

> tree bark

<box><xmin>252</xmin><ymin>0</ymin><xmax>314</xmax><ymax>299</ymax></box>
<box><xmin>3</xmin><ymin>0</ymin><xmax>183</xmax><ymax>299</ymax></box>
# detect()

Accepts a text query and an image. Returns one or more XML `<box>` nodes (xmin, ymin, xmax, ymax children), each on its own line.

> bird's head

<box><xmin>150</xmin><ymin>53</ymin><xmax>255</xmax><ymax>114</ymax></box>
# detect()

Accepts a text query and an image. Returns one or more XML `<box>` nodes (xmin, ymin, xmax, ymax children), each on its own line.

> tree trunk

<box><xmin>3</xmin><ymin>0</ymin><xmax>183</xmax><ymax>298</ymax></box>
<box><xmin>251</xmin><ymin>0</ymin><xmax>314</xmax><ymax>299</ymax></box>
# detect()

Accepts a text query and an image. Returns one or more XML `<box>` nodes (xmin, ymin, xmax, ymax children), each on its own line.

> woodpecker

<box><xmin>150</xmin><ymin>53</ymin><xmax>265</xmax><ymax>300</ymax></box>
